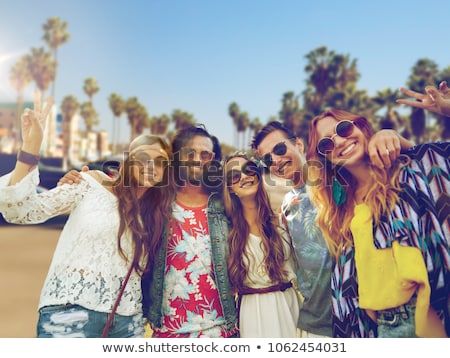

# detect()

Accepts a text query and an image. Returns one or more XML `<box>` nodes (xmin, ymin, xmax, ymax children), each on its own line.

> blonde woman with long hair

<box><xmin>307</xmin><ymin>109</ymin><xmax>449</xmax><ymax>338</ymax></box>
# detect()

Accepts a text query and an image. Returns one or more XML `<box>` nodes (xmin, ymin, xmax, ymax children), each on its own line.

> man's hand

<box><xmin>57</xmin><ymin>165</ymin><xmax>89</xmax><ymax>186</ymax></box>
<box><xmin>368</xmin><ymin>130</ymin><xmax>414</xmax><ymax>169</ymax></box>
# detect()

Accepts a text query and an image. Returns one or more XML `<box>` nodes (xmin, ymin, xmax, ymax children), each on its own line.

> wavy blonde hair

<box><xmin>306</xmin><ymin>109</ymin><xmax>408</xmax><ymax>258</ymax></box>
<box><xmin>222</xmin><ymin>153</ymin><xmax>295</xmax><ymax>293</ymax></box>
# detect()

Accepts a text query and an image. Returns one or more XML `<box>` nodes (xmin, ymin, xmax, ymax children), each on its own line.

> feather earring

<box><xmin>332</xmin><ymin>177</ymin><xmax>346</xmax><ymax>206</ymax></box>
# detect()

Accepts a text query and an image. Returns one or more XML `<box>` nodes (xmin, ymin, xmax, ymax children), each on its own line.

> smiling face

<box><xmin>314</xmin><ymin>116</ymin><xmax>367</xmax><ymax>167</ymax></box>
<box><xmin>256</xmin><ymin>130</ymin><xmax>305</xmax><ymax>183</ymax></box>
<box><xmin>179</xmin><ymin>134</ymin><xmax>215</xmax><ymax>184</ymax></box>
<box><xmin>225</xmin><ymin>156</ymin><xmax>260</xmax><ymax>200</ymax></box>
<box><xmin>129</xmin><ymin>143</ymin><xmax>169</xmax><ymax>187</ymax></box>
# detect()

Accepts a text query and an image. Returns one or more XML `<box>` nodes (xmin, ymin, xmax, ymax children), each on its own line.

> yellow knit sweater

<box><xmin>351</xmin><ymin>203</ymin><xmax>447</xmax><ymax>338</ymax></box>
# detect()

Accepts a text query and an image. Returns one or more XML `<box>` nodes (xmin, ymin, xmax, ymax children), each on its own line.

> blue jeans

<box><xmin>376</xmin><ymin>299</ymin><xmax>417</xmax><ymax>338</ymax></box>
<box><xmin>37</xmin><ymin>304</ymin><xmax>145</xmax><ymax>338</ymax></box>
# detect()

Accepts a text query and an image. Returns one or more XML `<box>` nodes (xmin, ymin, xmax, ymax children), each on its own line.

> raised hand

<box><xmin>21</xmin><ymin>90</ymin><xmax>54</xmax><ymax>155</ymax></box>
<box><xmin>397</xmin><ymin>81</ymin><xmax>450</xmax><ymax>117</ymax></box>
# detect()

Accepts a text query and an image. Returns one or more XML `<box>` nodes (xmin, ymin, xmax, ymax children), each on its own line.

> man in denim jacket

<box><xmin>141</xmin><ymin>125</ymin><xmax>238</xmax><ymax>337</ymax></box>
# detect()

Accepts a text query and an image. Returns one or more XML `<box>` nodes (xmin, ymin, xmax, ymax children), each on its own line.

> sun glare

<box><xmin>0</xmin><ymin>51</ymin><xmax>24</xmax><ymax>99</ymax></box>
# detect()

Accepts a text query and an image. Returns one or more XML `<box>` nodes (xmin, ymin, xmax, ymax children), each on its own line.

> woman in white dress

<box><xmin>0</xmin><ymin>92</ymin><xmax>175</xmax><ymax>337</ymax></box>
<box><xmin>222</xmin><ymin>153</ymin><xmax>299</xmax><ymax>338</ymax></box>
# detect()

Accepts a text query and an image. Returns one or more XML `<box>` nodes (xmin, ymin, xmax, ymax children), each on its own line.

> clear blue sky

<box><xmin>0</xmin><ymin>0</ymin><xmax>449</xmax><ymax>147</ymax></box>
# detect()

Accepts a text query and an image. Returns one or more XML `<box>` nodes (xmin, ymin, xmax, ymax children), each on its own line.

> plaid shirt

<box><xmin>332</xmin><ymin>142</ymin><xmax>450</xmax><ymax>338</ymax></box>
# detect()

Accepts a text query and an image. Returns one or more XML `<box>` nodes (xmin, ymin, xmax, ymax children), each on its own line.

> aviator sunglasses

<box><xmin>316</xmin><ymin>120</ymin><xmax>355</xmax><ymax>156</ymax></box>
<box><xmin>226</xmin><ymin>161</ymin><xmax>260</xmax><ymax>186</ymax></box>
<box><xmin>259</xmin><ymin>138</ymin><xmax>296</xmax><ymax>168</ymax></box>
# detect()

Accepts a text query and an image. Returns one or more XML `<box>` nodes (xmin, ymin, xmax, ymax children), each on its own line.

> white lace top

<box><xmin>0</xmin><ymin>169</ymin><xmax>142</xmax><ymax>316</ymax></box>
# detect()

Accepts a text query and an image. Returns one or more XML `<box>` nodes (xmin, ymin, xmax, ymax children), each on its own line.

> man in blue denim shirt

<box><xmin>141</xmin><ymin>125</ymin><xmax>238</xmax><ymax>337</ymax></box>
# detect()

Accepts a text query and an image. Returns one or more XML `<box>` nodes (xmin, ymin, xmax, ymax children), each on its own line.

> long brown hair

<box><xmin>112</xmin><ymin>134</ymin><xmax>175</xmax><ymax>275</ymax></box>
<box><xmin>222</xmin><ymin>153</ymin><xmax>294</xmax><ymax>293</ymax></box>
<box><xmin>306</xmin><ymin>109</ymin><xmax>406</xmax><ymax>257</ymax></box>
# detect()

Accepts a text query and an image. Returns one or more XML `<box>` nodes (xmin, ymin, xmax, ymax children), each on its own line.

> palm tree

<box><xmin>60</xmin><ymin>95</ymin><xmax>79</xmax><ymax>166</ymax></box>
<box><xmin>125</xmin><ymin>97</ymin><xmax>149</xmax><ymax>140</ymax></box>
<box><xmin>150</xmin><ymin>114</ymin><xmax>170</xmax><ymax>135</ymax></box>
<box><xmin>303</xmin><ymin>46</ymin><xmax>359</xmax><ymax>116</ymax></box>
<box><xmin>406</xmin><ymin>58</ymin><xmax>439</xmax><ymax>142</ymax></box>
<box><xmin>236</xmin><ymin>112</ymin><xmax>249</xmax><ymax>150</ymax></box>
<box><xmin>81</xmin><ymin>78</ymin><xmax>100</xmax><ymax>152</ymax></box>
<box><xmin>279</xmin><ymin>91</ymin><xmax>303</xmax><ymax>140</ymax></box>
<box><xmin>172</xmin><ymin>109</ymin><xmax>196</xmax><ymax>132</ymax></box>
<box><xmin>9</xmin><ymin>55</ymin><xmax>32</xmax><ymax>149</ymax></box>
<box><xmin>26</xmin><ymin>47</ymin><xmax>56</xmax><ymax>100</ymax></box>
<box><xmin>248</xmin><ymin>117</ymin><xmax>262</xmax><ymax>146</ymax></box>
<box><xmin>108</xmin><ymin>93</ymin><xmax>125</xmax><ymax>154</ymax></box>
<box><xmin>80</xmin><ymin>101</ymin><xmax>99</xmax><ymax>133</ymax></box>
<box><xmin>372</xmin><ymin>88</ymin><xmax>401</xmax><ymax>130</ymax></box>
<box><xmin>328</xmin><ymin>85</ymin><xmax>374</xmax><ymax>118</ymax></box>
<box><xmin>135</xmin><ymin>107</ymin><xmax>149</xmax><ymax>136</ymax></box>
<box><xmin>26</xmin><ymin>47</ymin><xmax>56</xmax><ymax>156</ymax></box>
<box><xmin>83</xmin><ymin>77</ymin><xmax>100</xmax><ymax>103</ymax></box>
<box><xmin>42</xmin><ymin>17</ymin><xmax>70</xmax><ymax>99</ymax></box>
<box><xmin>228</xmin><ymin>102</ymin><xmax>240</xmax><ymax>148</ymax></box>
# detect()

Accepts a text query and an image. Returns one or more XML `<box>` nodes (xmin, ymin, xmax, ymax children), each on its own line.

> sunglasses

<box><xmin>316</xmin><ymin>120</ymin><xmax>355</xmax><ymax>156</ymax></box>
<box><xmin>130</xmin><ymin>152</ymin><xmax>168</xmax><ymax>167</ymax></box>
<box><xmin>180</xmin><ymin>147</ymin><xmax>215</xmax><ymax>162</ymax></box>
<box><xmin>259</xmin><ymin>139</ymin><xmax>295</xmax><ymax>168</ymax></box>
<box><xmin>226</xmin><ymin>161</ymin><xmax>260</xmax><ymax>186</ymax></box>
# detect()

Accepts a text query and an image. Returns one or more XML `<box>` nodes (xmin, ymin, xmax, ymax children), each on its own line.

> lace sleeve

<box><xmin>0</xmin><ymin>168</ymin><xmax>90</xmax><ymax>224</ymax></box>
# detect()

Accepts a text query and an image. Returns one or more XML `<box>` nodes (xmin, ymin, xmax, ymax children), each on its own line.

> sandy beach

<box><xmin>0</xmin><ymin>224</ymin><xmax>60</xmax><ymax>338</ymax></box>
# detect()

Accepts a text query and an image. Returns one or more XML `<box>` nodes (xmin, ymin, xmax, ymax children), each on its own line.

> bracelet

<box><xmin>17</xmin><ymin>150</ymin><xmax>40</xmax><ymax>166</ymax></box>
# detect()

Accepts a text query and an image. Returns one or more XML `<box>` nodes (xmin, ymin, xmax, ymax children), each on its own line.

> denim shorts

<box><xmin>37</xmin><ymin>304</ymin><xmax>145</xmax><ymax>338</ymax></box>
<box><xmin>376</xmin><ymin>298</ymin><xmax>417</xmax><ymax>338</ymax></box>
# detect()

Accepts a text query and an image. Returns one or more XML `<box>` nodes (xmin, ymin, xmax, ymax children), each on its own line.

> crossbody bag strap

<box><xmin>101</xmin><ymin>265</ymin><xmax>134</xmax><ymax>338</ymax></box>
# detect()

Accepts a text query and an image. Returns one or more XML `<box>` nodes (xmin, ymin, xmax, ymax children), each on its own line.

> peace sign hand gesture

<box><xmin>397</xmin><ymin>81</ymin><xmax>450</xmax><ymax>117</ymax></box>
<box><xmin>21</xmin><ymin>90</ymin><xmax>54</xmax><ymax>155</ymax></box>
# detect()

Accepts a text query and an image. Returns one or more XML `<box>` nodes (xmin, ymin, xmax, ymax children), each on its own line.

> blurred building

<box><xmin>0</xmin><ymin>102</ymin><xmax>32</xmax><ymax>153</ymax></box>
<box><xmin>0</xmin><ymin>101</ymin><xmax>109</xmax><ymax>164</ymax></box>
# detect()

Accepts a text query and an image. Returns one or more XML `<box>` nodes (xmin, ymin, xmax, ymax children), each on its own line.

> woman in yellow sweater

<box><xmin>306</xmin><ymin>109</ymin><xmax>449</xmax><ymax>338</ymax></box>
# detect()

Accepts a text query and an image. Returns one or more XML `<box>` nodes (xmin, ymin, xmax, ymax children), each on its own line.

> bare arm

<box><xmin>368</xmin><ymin>129</ymin><xmax>415</xmax><ymax>169</ymax></box>
<box><xmin>9</xmin><ymin>90</ymin><xmax>53</xmax><ymax>186</ymax></box>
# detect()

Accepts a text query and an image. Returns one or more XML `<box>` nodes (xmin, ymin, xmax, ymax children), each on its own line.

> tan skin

<box><xmin>176</xmin><ymin>135</ymin><xmax>215</xmax><ymax>207</ymax></box>
<box><xmin>10</xmin><ymin>90</ymin><xmax>53</xmax><ymax>186</ymax></box>
<box><xmin>256</xmin><ymin>129</ymin><xmax>414</xmax><ymax>189</ymax></box>
<box><xmin>60</xmin><ymin>135</ymin><xmax>215</xmax><ymax>206</ymax></box>
<box><xmin>58</xmin><ymin>144</ymin><xmax>169</xmax><ymax>198</ymax></box>
<box><xmin>315</xmin><ymin>116</ymin><xmax>376</xmax><ymax>203</ymax></box>
<box><xmin>225</xmin><ymin>156</ymin><xmax>261</xmax><ymax>236</ymax></box>
<box><xmin>397</xmin><ymin>81</ymin><xmax>450</xmax><ymax>117</ymax></box>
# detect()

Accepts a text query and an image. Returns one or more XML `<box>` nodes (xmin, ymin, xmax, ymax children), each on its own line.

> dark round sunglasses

<box><xmin>316</xmin><ymin>120</ymin><xmax>355</xmax><ymax>156</ymax></box>
<box><xmin>226</xmin><ymin>161</ymin><xmax>260</xmax><ymax>186</ymax></box>
<box><xmin>259</xmin><ymin>138</ymin><xmax>295</xmax><ymax>168</ymax></box>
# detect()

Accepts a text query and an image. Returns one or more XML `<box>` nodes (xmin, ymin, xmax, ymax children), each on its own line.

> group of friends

<box><xmin>0</xmin><ymin>82</ymin><xmax>448</xmax><ymax>338</ymax></box>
